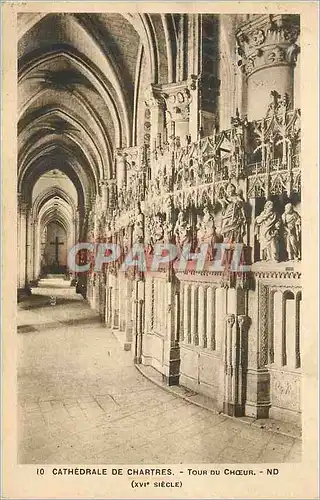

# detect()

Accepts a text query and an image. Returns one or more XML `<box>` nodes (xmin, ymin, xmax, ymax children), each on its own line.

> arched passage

<box><xmin>17</xmin><ymin>11</ymin><xmax>176</xmax><ymax>292</ymax></box>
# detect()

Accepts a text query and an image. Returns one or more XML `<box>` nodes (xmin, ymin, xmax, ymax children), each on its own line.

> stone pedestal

<box><xmin>245</xmin><ymin>368</ymin><xmax>271</xmax><ymax>419</ymax></box>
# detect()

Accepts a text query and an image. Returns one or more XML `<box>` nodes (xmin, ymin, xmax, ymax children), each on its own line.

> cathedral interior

<box><xmin>18</xmin><ymin>12</ymin><xmax>302</xmax><ymax>448</ymax></box>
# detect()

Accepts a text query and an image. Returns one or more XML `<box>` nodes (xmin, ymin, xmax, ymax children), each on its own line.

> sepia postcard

<box><xmin>1</xmin><ymin>1</ymin><xmax>319</xmax><ymax>498</ymax></box>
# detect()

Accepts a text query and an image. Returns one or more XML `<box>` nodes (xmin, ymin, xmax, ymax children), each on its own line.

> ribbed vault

<box><xmin>18</xmin><ymin>12</ymin><xmax>177</xmax><ymax>204</ymax></box>
<box><xmin>17</xmin><ymin>12</ymin><xmax>178</xmax><ymax>285</ymax></box>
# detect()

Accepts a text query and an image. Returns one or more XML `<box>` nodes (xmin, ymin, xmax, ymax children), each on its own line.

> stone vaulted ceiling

<box><xmin>18</xmin><ymin>12</ymin><xmax>176</xmax><ymax>217</ymax></box>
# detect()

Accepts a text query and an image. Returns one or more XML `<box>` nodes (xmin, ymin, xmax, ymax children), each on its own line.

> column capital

<box><xmin>99</xmin><ymin>179</ymin><xmax>110</xmax><ymax>188</ymax></box>
<box><xmin>226</xmin><ymin>313</ymin><xmax>236</xmax><ymax>328</ymax></box>
<box><xmin>237</xmin><ymin>314</ymin><xmax>251</xmax><ymax>330</ymax></box>
<box><xmin>144</xmin><ymin>84</ymin><xmax>165</xmax><ymax>109</ymax></box>
<box><xmin>236</xmin><ymin>14</ymin><xmax>300</xmax><ymax>78</ymax></box>
<box><xmin>162</xmin><ymin>81</ymin><xmax>192</xmax><ymax>122</ymax></box>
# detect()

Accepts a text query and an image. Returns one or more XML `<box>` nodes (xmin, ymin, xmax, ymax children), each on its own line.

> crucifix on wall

<box><xmin>50</xmin><ymin>236</ymin><xmax>64</xmax><ymax>265</ymax></box>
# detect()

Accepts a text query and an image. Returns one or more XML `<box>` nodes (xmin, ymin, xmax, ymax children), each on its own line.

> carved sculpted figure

<box><xmin>282</xmin><ymin>203</ymin><xmax>301</xmax><ymax>260</ymax></box>
<box><xmin>255</xmin><ymin>200</ymin><xmax>281</xmax><ymax>261</ymax></box>
<box><xmin>196</xmin><ymin>207</ymin><xmax>216</xmax><ymax>259</ymax></box>
<box><xmin>146</xmin><ymin>214</ymin><xmax>164</xmax><ymax>253</ymax></box>
<box><xmin>133</xmin><ymin>204</ymin><xmax>144</xmax><ymax>244</ymax></box>
<box><xmin>105</xmin><ymin>222</ymin><xmax>113</xmax><ymax>243</ymax></box>
<box><xmin>124</xmin><ymin>225</ymin><xmax>131</xmax><ymax>251</ymax></box>
<box><xmin>218</xmin><ymin>183</ymin><xmax>247</xmax><ymax>243</ymax></box>
<box><xmin>174</xmin><ymin>211</ymin><xmax>191</xmax><ymax>251</ymax></box>
<box><xmin>163</xmin><ymin>219</ymin><xmax>173</xmax><ymax>243</ymax></box>
<box><xmin>151</xmin><ymin>215</ymin><xmax>164</xmax><ymax>245</ymax></box>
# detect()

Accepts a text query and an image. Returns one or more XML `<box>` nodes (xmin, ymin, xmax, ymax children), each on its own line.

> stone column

<box><xmin>206</xmin><ymin>286</ymin><xmax>216</xmax><ymax>350</ymax></box>
<box><xmin>91</xmin><ymin>275</ymin><xmax>97</xmax><ymax>310</ymax></box>
<box><xmin>74</xmin><ymin>211</ymin><xmax>79</xmax><ymax>246</ymax></box>
<box><xmin>187</xmin><ymin>76</ymin><xmax>199</xmax><ymax>142</ymax></box>
<box><xmin>274</xmin><ymin>290</ymin><xmax>284</xmax><ymax>367</ymax></box>
<box><xmin>237</xmin><ymin>314</ymin><xmax>249</xmax><ymax>415</ymax></box>
<box><xmin>223</xmin><ymin>313</ymin><xmax>236</xmax><ymax>414</ymax></box>
<box><xmin>221</xmin><ymin>312</ymin><xmax>248</xmax><ymax>417</ymax></box>
<box><xmin>236</xmin><ymin>14</ymin><xmax>300</xmax><ymax>120</ymax></box>
<box><xmin>145</xmin><ymin>85</ymin><xmax>165</xmax><ymax>151</ymax></box>
<box><xmin>17</xmin><ymin>198</ymin><xmax>29</xmax><ymax>292</ymax></box>
<box><xmin>112</xmin><ymin>275</ymin><xmax>119</xmax><ymax>329</ymax></box>
<box><xmin>117</xmin><ymin>275</ymin><xmax>124</xmax><ymax>331</ymax></box>
<box><xmin>285</xmin><ymin>294</ymin><xmax>296</xmax><ymax>370</ymax></box>
<box><xmin>245</xmin><ymin>283</ymin><xmax>271</xmax><ymax>419</ymax></box>
<box><xmin>215</xmin><ymin>287</ymin><xmax>227</xmax><ymax>353</ymax></box>
<box><xmin>124</xmin><ymin>279</ymin><xmax>133</xmax><ymax>351</ymax></box>
<box><xmin>134</xmin><ymin>279</ymin><xmax>145</xmax><ymax>363</ymax></box>
<box><xmin>174</xmin><ymin>290</ymin><xmax>180</xmax><ymax>343</ymax></box>
<box><xmin>34</xmin><ymin>220</ymin><xmax>42</xmax><ymax>280</ymax></box>
<box><xmin>108</xmin><ymin>273</ymin><xmax>114</xmax><ymax>327</ymax></box>
<box><xmin>198</xmin><ymin>285</ymin><xmax>207</xmax><ymax>348</ymax></box>
<box><xmin>183</xmin><ymin>283</ymin><xmax>190</xmax><ymax>343</ymax></box>
<box><xmin>33</xmin><ymin>217</ymin><xmax>39</xmax><ymax>281</ymax></box>
<box><xmin>190</xmin><ymin>284</ymin><xmax>198</xmax><ymax>345</ymax></box>
<box><xmin>105</xmin><ymin>280</ymin><xmax>113</xmax><ymax>328</ymax></box>
<box><xmin>162</xmin><ymin>82</ymin><xmax>192</xmax><ymax>147</ymax></box>
<box><xmin>25</xmin><ymin>206</ymin><xmax>33</xmax><ymax>285</ymax></box>
<box><xmin>115</xmin><ymin>153</ymin><xmax>126</xmax><ymax>189</ymax></box>
<box><xmin>162</xmin><ymin>279</ymin><xmax>180</xmax><ymax>386</ymax></box>
<box><xmin>219</xmin><ymin>287</ymin><xmax>249</xmax><ymax>417</ymax></box>
<box><xmin>18</xmin><ymin>203</ymin><xmax>25</xmax><ymax>289</ymax></box>
<box><xmin>295</xmin><ymin>292</ymin><xmax>301</xmax><ymax>369</ymax></box>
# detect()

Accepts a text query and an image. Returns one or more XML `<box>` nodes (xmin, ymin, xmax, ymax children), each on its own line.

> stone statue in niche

<box><xmin>174</xmin><ymin>211</ymin><xmax>191</xmax><ymax>251</ymax></box>
<box><xmin>145</xmin><ymin>216</ymin><xmax>152</xmax><ymax>252</ymax></box>
<box><xmin>133</xmin><ymin>203</ymin><xmax>144</xmax><ymax>245</ymax></box>
<box><xmin>254</xmin><ymin>200</ymin><xmax>281</xmax><ymax>261</ymax></box>
<box><xmin>105</xmin><ymin>222</ymin><xmax>113</xmax><ymax>243</ymax></box>
<box><xmin>218</xmin><ymin>183</ymin><xmax>247</xmax><ymax>243</ymax></box>
<box><xmin>163</xmin><ymin>219</ymin><xmax>173</xmax><ymax>243</ymax></box>
<box><xmin>162</xmin><ymin>195</ymin><xmax>174</xmax><ymax>243</ymax></box>
<box><xmin>282</xmin><ymin>203</ymin><xmax>301</xmax><ymax>261</ymax></box>
<box><xmin>146</xmin><ymin>214</ymin><xmax>164</xmax><ymax>253</ymax></box>
<box><xmin>152</xmin><ymin>215</ymin><xmax>164</xmax><ymax>244</ymax></box>
<box><xmin>117</xmin><ymin>186</ymin><xmax>125</xmax><ymax>210</ymax></box>
<box><xmin>123</xmin><ymin>225</ymin><xmax>131</xmax><ymax>254</ymax></box>
<box><xmin>196</xmin><ymin>206</ymin><xmax>216</xmax><ymax>259</ymax></box>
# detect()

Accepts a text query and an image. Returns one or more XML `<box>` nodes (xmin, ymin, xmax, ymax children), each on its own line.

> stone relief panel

<box><xmin>98</xmin><ymin>81</ymin><xmax>301</xmax><ymax>288</ymax></box>
<box><xmin>270</xmin><ymin>369</ymin><xmax>301</xmax><ymax>412</ymax></box>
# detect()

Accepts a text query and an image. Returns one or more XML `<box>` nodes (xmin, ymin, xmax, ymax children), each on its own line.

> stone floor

<box><xmin>18</xmin><ymin>278</ymin><xmax>302</xmax><ymax>464</ymax></box>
